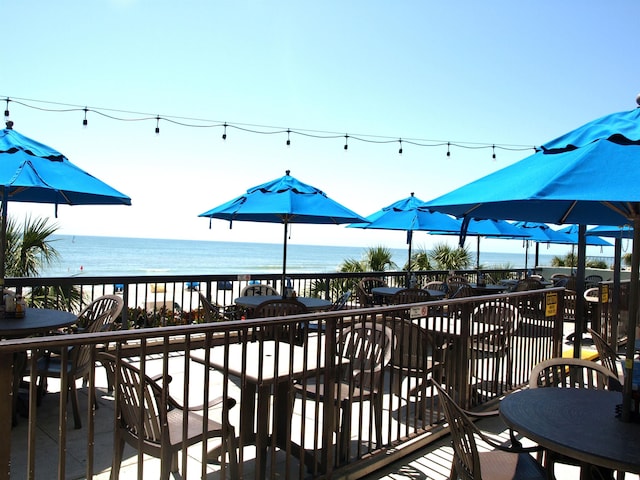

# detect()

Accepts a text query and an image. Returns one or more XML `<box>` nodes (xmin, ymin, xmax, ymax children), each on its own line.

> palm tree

<box><xmin>311</xmin><ymin>246</ymin><xmax>398</xmax><ymax>300</ymax></box>
<box><xmin>405</xmin><ymin>247</ymin><xmax>432</xmax><ymax>271</ymax></box>
<box><xmin>429</xmin><ymin>242</ymin><xmax>473</xmax><ymax>270</ymax></box>
<box><xmin>5</xmin><ymin>215</ymin><xmax>59</xmax><ymax>277</ymax></box>
<box><xmin>362</xmin><ymin>245</ymin><xmax>397</xmax><ymax>272</ymax></box>
<box><xmin>5</xmin><ymin>215</ymin><xmax>81</xmax><ymax>310</ymax></box>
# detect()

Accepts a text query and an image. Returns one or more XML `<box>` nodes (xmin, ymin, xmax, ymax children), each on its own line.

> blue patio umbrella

<box><xmin>0</xmin><ymin>126</ymin><xmax>131</xmax><ymax>285</ymax></box>
<box><xmin>199</xmin><ymin>170</ymin><xmax>367</xmax><ymax>294</ymax></box>
<box><xmin>348</xmin><ymin>193</ymin><xmax>462</xmax><ymax>277</ymax></box>
<box><xmin>586</xmin><ymin>224</ymin><xmax>634</xmax><ymax>239</ymax></box>
<box><xmin>511</xmin><ymin>222</ymin><xmax>611</xmax><ymax>270</ymax></box>
<box><xmin>423</xmin><ymin>101</ymin><xmax>640</xmax><ymax>420</ymax></box>
<box><xmin>509</xmin><ymin>222</ymin><xmax>570</xmax><ymax>270</ymax></box>
<box><xmin>555</xmin><ymin>224</ymin><xmax>612</xmax><ymax>247</ymax></box>
<box><xmin>424</xmin><ymin>217</ymin><xmax>530</xmax><ymax>269</ymax></box>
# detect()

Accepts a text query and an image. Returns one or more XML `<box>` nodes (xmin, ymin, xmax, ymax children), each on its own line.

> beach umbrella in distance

<box><xmin>0</xmin><ymin>125</ymin><xmax>131</xmax><ymax>291</ymax></box>
<box><xmin>348</xmin><ymin>192</ymin><xmax>462</xmax><ymax>282</ymax></box>
<box><xmin>198</xmin><ymin>170</ymin><xmax>367</xmax><ymax>295</ymax></box>
<box><xmin>554</xmin><ymin>224</ymin><xmax>612</xmax><ymax>247</ymax></box>
<box><xmin>548</xmin><ymin>224</ymin><xmax>613</xmax><ymax>276</ymax></box>
<box><xmin>424</xmin><ymin>217</ymin><xmax>531</xmax><ymax>269</ymax></box>
<box><xmin>509</xmin><ymin>221</ymin><xmax>574</xmax><ymax>270</ymax></box>
<box><xmin>423</xmin><ymin>98</ymin><xmax>640</xmax><ymax>420</ymax></box>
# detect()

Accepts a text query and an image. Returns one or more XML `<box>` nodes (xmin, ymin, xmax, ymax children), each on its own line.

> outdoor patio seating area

<box><xmin>8</xmin><ymin>316</ymin><xmax>638</xmax><ymax>480</ymax></box>
<box><xmin>8</xmin><ymin>279</ymin><xmax>618</xmax><ymax>479</ymax></box>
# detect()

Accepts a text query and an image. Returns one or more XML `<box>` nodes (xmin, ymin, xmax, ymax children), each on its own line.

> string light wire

<box><xmin>2</xmin><ymin>95</ymin><xmax>538</xmax><ymax>157</ymax></box>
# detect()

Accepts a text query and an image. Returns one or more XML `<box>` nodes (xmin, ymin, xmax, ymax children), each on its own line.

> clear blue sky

<box><xmin>2</xmin><ymin>1</ymin><xmax>638</xmax><ymax>257</ymax></box>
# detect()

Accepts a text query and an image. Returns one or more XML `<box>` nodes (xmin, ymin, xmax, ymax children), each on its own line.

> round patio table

<box><xmin>500</xmin><ymin>388</ymin><xmax>640</xmax><ymax>475</ymax></box>
<box><xmin>0</xmin><ymin>308</ymin><xmax>77</xmax><ymax>338</ymax></box>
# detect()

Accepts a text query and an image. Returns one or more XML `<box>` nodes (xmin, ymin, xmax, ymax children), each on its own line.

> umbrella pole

<box><xmin>407</xmin><ymin>230</ymin><xmax>413</xmax><ymax>286</ymax></box>
<box><xmin>621</xmin><ymin>216</ymin><xmax>640</xmax><ymax>422</ymax></box>
<box><xmin>0</xmin><ymin>188</ymin><xmax>6</xmax><ymax>312</ymax></box>
<box><xmin>476</xmin><ymin>236</ymin><xmax>480</xmax><ymax>269</ymax></box>
<box><xmin>572</xmin><ymin>225</ymin><xmax>587</xmax><ymax>358</ymax></box>
<box><xmin>282</xmin><ymin>221</ymin><xmax>288</xmax><ymax>298</ymax></box>
<box><xmin>610</xmin><ymin>236</ymin><xmax>622</xmax><ymax>345</ymax></box>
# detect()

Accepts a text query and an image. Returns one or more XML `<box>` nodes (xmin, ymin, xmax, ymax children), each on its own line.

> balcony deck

<box><xmin>2</xmin><ymin>270</ymin><xmax>632</xmax><ymax>479</ymax></box>
<box><xmin>10</xmin><ymin>330</ymin><xmax>634</xmax><ymax>480</ymax></box>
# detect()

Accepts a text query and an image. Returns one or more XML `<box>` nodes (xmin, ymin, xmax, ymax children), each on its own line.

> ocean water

<box><xmin>35</xmin><ymin>235</ymin><xmax>578</xmax><ymax>278</ymax></box>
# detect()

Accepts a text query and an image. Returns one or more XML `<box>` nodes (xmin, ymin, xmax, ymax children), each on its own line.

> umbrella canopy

<box><xmin>555</xmin><ymin>225</ymin><xmax>612</xmax><ymax>246</ymax></box>
<box><xmin>348</xmin><ymin>193</ymin><xmax>462</xmax><ymax>275</ymax></box>
<box><xmin>586</xmin><ymin>224</ymin><xmax>634</xmax><ymax>239</ymax></box>
<box><xmin>0</xmin><ymin>127</ymin><xmax>131</xmax><ymax>284</ymax></box>
<box><xmin>425</xmin><ymin>217</ymin><xmax>530</xmax><ymax>269</ymax></box>
<box><xmin>0</xmin><ymin>128</ymin><xmax>132</xmax><ymax>206</ymax></box>
<box><xmin>199</xmin><ymin>170</ymin><xmax>367</xmax><ymax>292</ymax></box>
<box><xmin>424</xmin><ymin>103</ymin><xmax>640</xmax><ymax>421</ymax></box>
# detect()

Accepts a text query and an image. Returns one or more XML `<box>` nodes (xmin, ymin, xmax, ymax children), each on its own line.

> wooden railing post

<box><xmin>0</xmin><ymin>351</ymin><xmax>13</xmax><ymax>480</ymax></box>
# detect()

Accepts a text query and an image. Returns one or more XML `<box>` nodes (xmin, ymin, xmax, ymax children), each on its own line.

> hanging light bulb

<box><xmin>155</xmin><ymin>116</ymin><xmax>160</xmax><ymax>135</ymax></box>
<box><xmin>344</xmin><ymin>134</ymin><xmax>349</xmax><ymax>151</ymax></box>
<box><xmin>222</xmin><ymin>123</ymin><xmax>227</xmax><ymax>140</ymax></box>
<box><xmin>3</xmin><ymin>98</ymin><xmax>9</xmax><ymax>119</ymax></box>
<box><xmin>82</xmin><ymin>107</ymin><xmax>88</xmax><ymax>128</ymax></box>
<box><xmin>286</xmin><ymin>129</ymin><xmax>291</xmax><ymax>147</ymax></box>
<box><xmin>446</xmin><ymin>142</ymin><xmax>451</xmax><ymax>157</ymax></box>
<box><xmin>492</xmin><ymin>144</ymin><xmax>496</xmax><ymax>160</ymax></box>
<box><xmin>398</xmin><ymin>139</ymin><xmax>403</xmax><ymax>155</ymax></box>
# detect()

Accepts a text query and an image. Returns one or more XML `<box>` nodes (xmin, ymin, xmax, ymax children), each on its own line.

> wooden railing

<box><xmin>0</xmin><ymin>286</ymin><xmax>563</xmax><ymax>479</ymax></box>
<box><xmin>5</xmin><ymin>269</ymin><xmax>529</xmax><ymax>328</ymax></box>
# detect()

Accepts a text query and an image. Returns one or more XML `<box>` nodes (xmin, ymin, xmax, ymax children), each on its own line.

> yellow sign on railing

<box><xmin>545</xmin><ymin>292</ymin><xmax>558</xmax><ymax>317</ymax></box>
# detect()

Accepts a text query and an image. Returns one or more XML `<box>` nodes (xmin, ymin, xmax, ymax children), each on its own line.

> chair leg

<box><xmin>170</xmin><ymin>452</ymin><xmax>179</xmax><ymax>473</ymax></box>
<box><xmin>110</xmin><ymin>436</ymin><xmax>125</xmax><ymax>480</ymax></box>
<box><xmin>225</xmin><ymin>427</ymin><xmax>239</xmax><ymax>478</ymax></box>
<box><xmin>374</xmin><ymin>395</ymin><xmax>384</xmax><ymax>447</ymax></box>
<box><xmin>160</xmin><ymin>451</ymin><xmax>172</xmax><ymax>480</ymax></box>
<box><xmin>70</xmin><ymin>380</ymin><xmax>82</xmax><ymax>429</ymax></box>
<box><xmin>338</xmin><ymin>401</ymin><xmax>352</xmax><ymax>464</ymax></box>
<box><xmin>36</xmin><ymin>375</ymin><xmax>46</xmax><ymax>406</ymax></box>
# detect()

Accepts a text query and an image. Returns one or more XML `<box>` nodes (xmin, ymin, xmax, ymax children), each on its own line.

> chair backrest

<box><xmin>432</xmin><ymin>382</ymin><xmax>481</xmax><ymax>480</ymax></box>
<box><xmin>448</xmin><ymin>283</ymin><xmax>474</xmax><ymax>299</ymax></box>
<box><xmin>240</xmin><ymin>284</ymin><xmax>279</xmax><ymax>296</ymax></box>
<box><xmin>253</xmin><ymin>298</ymin><xmax>308</xmax><ymax>318</ymax></box>
<box><xmin>472</xmin><ymin>302</ymin><xmax>520</xmax><ymax>345</ymax></box>
<box><xmin>425</xmin><ymin>280</ymin><xmax>447</xmax><ymax>293</ymax></box>
<box><xmin>331</xmin><ymin>290</ymin><xmax>351</xmax><ymax>311</ymax></box>
<box><xmin>389</xmin><ymin>318</ymin><xmax>437</xmax><ymax>371</ymax></box>
<box><xmin>78</xmin><ymin>294</ymin><xmax>124</xmax><ymax>333</ymax></box>
<box><xmin>551</xmin><ymin>273</ymin><xmax>569</xmax><ymax>286</ymax></box>
<box><xmin>99</xmin><ymin>353</ymin><xmax>167</xmax><ymax>445</ymax></box>
<box><xmin>390</xmin><ymin>288</ymin><xmax>432</xmax><ymax>305</ymax></box>
<box><xmin>514</xmin><ymin>278</ymin><xmax>544</xmax><ymax>292</ymax></box>
<box><xmin>336</xmin><ymin>322</ymin><xmax>394</xmax><ymax>391</ymax></box>
<box><xmin>356</xmin><ymin>277</ymin><xmax>388</xmax><ymax>307</ymax></box>
<box><xmin>529</xmin><ymin>357</ymin><xmax>621</xmax><ymax>390</ymax></box>
<box><xmin>199</xmin><ymin>293</ymin><xmax>223</xmax><ymax>322</ymax></box>
<box><xmin>587</xmin><ymin>327</ymin><xmax>622</xmax><ymax>379</ymax></box>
